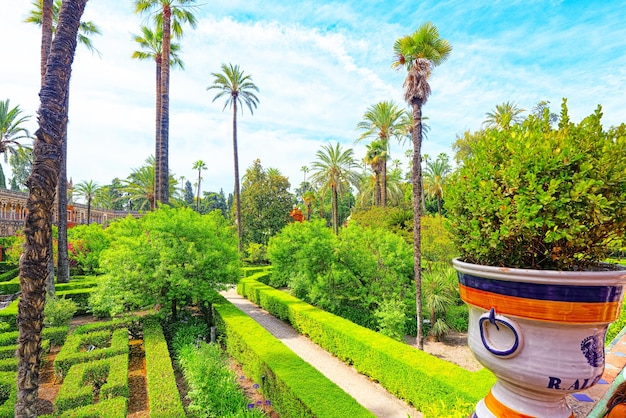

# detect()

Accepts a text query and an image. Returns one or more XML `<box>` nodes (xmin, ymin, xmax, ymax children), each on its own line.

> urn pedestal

<box><xmin>453</xmin><ymin>259</ymin><xmax>626</xmax><ymax>418</ymax></box>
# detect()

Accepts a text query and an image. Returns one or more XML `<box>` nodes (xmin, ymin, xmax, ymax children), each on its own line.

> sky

<box><xmin>2</xmin><ymin>0</ymin><xmax>626</xmax><ymax>204</ymax></box>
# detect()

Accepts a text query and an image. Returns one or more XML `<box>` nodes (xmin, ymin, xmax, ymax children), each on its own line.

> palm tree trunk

<box><xmin>381</xmin><ymin>157</ymin><xmax>387</xmax><ymax>208</ymax></box>
<box><xmin>411</xmin><ymin>102</ymin><xmax>424</xmax><ymax>350</ymax></box>
<box><xmin>196</xmin><ymin>169</ymin><xmax>201</xmax><ymax>211</ymax></box>
<box><xmin>86</xmin><ymin>199</ymin><xmax>91</xmax><ymax>225</ymax></box>
<box><xmin>17</xmin><ymin>2</ymin><xmax>86</xmax><ymax>415</ymax></box>
<box><xmin>375</xmin><ymin>173</ymin><xmax>381</xmax><ymax>206</ymax></box>
<box><xmin>158</xmin><ymin>4</ymin><xmax>171</xmax><ymax>205</ymax></box>
<box><xmin>233</xmin><ymin>100</ymin><xmax>242</xmax><ymax>252</ymax></box>
<box><xmin>56</xmin><ymin>93</ymin><xmax>70</xmax><ymax>285</ymax></box>
<box><xmin>41</xmin><ymin>0</ymin><xmax>58</xmax><ymax>293</ymax></box>
<box><xmin>154</xmin><ymin>55</ymin><xmax>162</xmax><ymax>210</ymax></box>
<box><xmin>332</xmin><ymin>185</ymin><xmax>339</xmax><ymax>235</ymax></box>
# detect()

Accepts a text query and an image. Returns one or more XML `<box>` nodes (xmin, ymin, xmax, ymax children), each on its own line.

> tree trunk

<box><xmin>196</xmin><ymin>170</ymin><xmax>201</xmax><ymax>211</ymax></box>
<box><xmin>56</xmin><ymin>95</ymin><xmax>70</xmax><ymax>284</ymax></box>
<box><xmin>411</xmin><ymin>101</ymin><xmax>424</xmax><ymax>351</ymax></box>
<box><xmin>154</xmin><ymin>54</ymin><xmax>162</xmax><ymax>211</ymax></box>
<box><xmin>381</xmin><ymin>156</ymin><xmax>387</xmax><ymax>208</ymax></box>
<box><xmin>374</xmin><ymin>172</ymin><xmax>381</xmax><ymax>206</ymax></box>
<box><xmin>17</xmin><ymin>2</ymin><xmax>87</xmax><ymax>416</ymax></box>
<box><xmin>331</xmin><ymin>185</ymin><xmax>338</xmax><ymax>235</ymax></box>
<box><xmin>232</xmin><ymin>100</ymin><xmax>242</xmax><ymax>252</ymax></box>
<box><xmin>86</xmin><ymin>200</ymin><xmax>91</xmax><ymax>225</ymax></box>
<box><xmin>157</xmin><ymin>5</ymin><xmax>171</xmax><ymax>205</ymax></box>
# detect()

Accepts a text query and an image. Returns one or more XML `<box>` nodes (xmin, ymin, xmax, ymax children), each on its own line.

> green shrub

<box><xmin>143</xmin><ymin>317</ymin><xmax>185</xmax><ymax>417</ymax></box>
<box><xmin>214</xmin><ymin>293</ymin><xmax>374</xmax><ymax>418</ymax></box>
<box><xmin>58</xmin><ymin>396</ymin><xmax>127</xmax><ymax>418</ymax></box>
<box><xmin>446</xmin><ymin>100</ymin><xmax>626</xmax><ymax>270</ymax></box>
<box><xmin>67</xmin><ymin>223</ymin><xmax>111</xmax><ymax>274</ymax></box>
<box><xmin>175</xmin><ymin>338</ymin><xmax>265</xmax><ymax>417</ymax></box>
<box><xmin>54</xmin><ymin>328</ymin><xmax>129</xmax><ymax>378</ymax></box>
<box><xmin>0</xmin><ymin>299</ymin><xmax>18</xmax><ymax>331</ymax></box>
<box><xmin>0</xmin><ymin>371</ymin><xmax>17</xmax><ymax>417</ymax></box>
<box><xmin>237</xmin><ymin>277</ymin><xmax>494</xmax><ymax>416</ymax></box>
<box><xmin>54</xmin><ymin>354</ymin><xmax>128</xmax><ymax>413</ymax></box>
<box><xmin>44</xmin><ymin>297</ymin><xmax>78</xmax><ymax>327</ymax></box>
<box><xmin>0</xmin><ymin>268</ymin><xmax>18</xmax><ymax>283</ymax></box>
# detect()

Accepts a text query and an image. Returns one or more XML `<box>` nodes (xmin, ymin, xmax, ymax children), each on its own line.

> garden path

<box><xmin>220</xmin><ymin>288</ymin><xmax>422</xmax><ymax>418</ymax></box>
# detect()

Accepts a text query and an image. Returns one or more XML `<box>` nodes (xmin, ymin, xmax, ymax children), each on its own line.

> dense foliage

<box><xmin>268</xmin><ymin>220</ymin><xmax>414</xmax><ymax>338</ymax></box>
<box><xmin>67</xmin><ymin>223</ymin><xmax>110</xmax><ymax>274</ymax></box>
<box><xmin>90</xmin><ymin>206</ymin><xmax>239</xmax><ymax>317</ymax></box>
<box><xmin>446</xmin><ymin>100</ymin><xmax>626</xmax><ymax>269</ymax></box>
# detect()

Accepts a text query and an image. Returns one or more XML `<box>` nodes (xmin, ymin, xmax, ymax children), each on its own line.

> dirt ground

<box><xmin>414</xmin><ymin>331</ymin><xmax>483</xmax><ymax>372</ymax></box>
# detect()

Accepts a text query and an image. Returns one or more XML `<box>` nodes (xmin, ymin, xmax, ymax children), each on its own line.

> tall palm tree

<box><xmin>392</xmin><ymin>21</ymin><xmax>451</xmax><ymax>350</ymax></box>
<box><xmin>310</xmin><ymin>142</ymin><xmax>359</xmax><ymax>235</ymax></box>
<box><xmin>26</xmin><ymin>0</ymin><xmax>101</xmax><ymax>285</ymax></box>
<box><xmin>122</xmin><ymin>157</ymin><xmax>157</xmax><ymax>211</ymax></box>
<box><xmin>207</xmin><ymin>63</ymin><xmax>260</xmax><ymax>252</ymax></box>
<box><xmin>192</xmin><ymin>159</ymin><xmax>206</xmax><ymax>211</ymax></box>
<box><xmin>134</xmin><ymin>0</ymin><xmax>198</xmax><ymax>205</ymax></box>
<box><xmin>0</xmin><ymin>99</ymin><xmax>31</xmax><ymax>160</ymax></box>
<box><xmin>132</xmin><ymin>23</ymin><xmax>184</xmax><ymax>207</ymax></box>
<box><xmin>483</xmin><ymin>101</ymin><xmax>525</xmax><ymax>130</ymax></box>
<box><xmin>356</xmin><ymin>101</ymin><xmax>407</xmax><ymax>207</ymax></box>
<box><xmin>74</xmin><ymin>180</ymin><xmax>100</xmax><ymax>224</ymax></box>
<box><xmin>423</xmin><ymin>152</ymin><xmax>451</xmax><ymax>215</ymax></box>
<box><xmin>17</xmin><ymin>1</ymin><xmax>87</xmax><ymax>415</ymax></box>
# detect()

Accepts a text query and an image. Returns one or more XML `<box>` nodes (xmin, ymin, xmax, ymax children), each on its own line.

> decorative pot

<box><xmin>453</xmin><ymin>258</ymin><xmax>626</xmax><ymax>418</ymax></box>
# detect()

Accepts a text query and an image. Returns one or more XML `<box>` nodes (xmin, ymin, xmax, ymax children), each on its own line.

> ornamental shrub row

<box><xmin>0</xmin><ymin>326</ymin><xmax>67</xmax><ymax>347</ymax></box>
<box><xmin>0</xmin><ymin>268</ymin><xmax>18</xmax><ymax>283</ymax></box>
<box><xmin>54</xmin><ymin>353</ymin><xmax>129</xmax><ymax>413</ymax></box>
<box><xmin>57</xmin><ymin>396</ymin><xmax>127</xmax><ymax>418</ymax></box>
<box><xmin>0</xmin><ymin>371</ymin><xmax>16</xmax><ymax>417</ymax></box>
<box><xmin>237</xmin><ymin>275</ymin><xmax>495</xmax><ymax>417</ymax></box>
<box><xmin>143</xmin><ymin>317</ymin><xmax>186</xmax><ymax>417</ymax></box>
<box><xmin>54</xmin><ymin>328</ymin><xmax>129</xmax><ymax>378</ymax></box>
<box><xmin>213</xmin><ymin>293</ymin><xmax>374</xmax><ymax>418</ymax></box>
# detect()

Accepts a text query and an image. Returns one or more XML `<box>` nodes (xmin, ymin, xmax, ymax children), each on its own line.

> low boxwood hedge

<box><xmin>54</xmin><ymin>328</ymin><xmax>129</xmax><ymax>378</ymax></box>
<box><xmin>0</xmin><ymin>371</ymin><xmax>16</xmax><ymax>417</ymax></box>
<box><xmin>54</xmin><ymin>354</ymin><xmax>129</xmax><ymax>413</ymax></box>
<box><xmin>237</xmin><ymin>275</ymin><xmax>495</xmax><ymax>417</ymax></box>
<box><xmin>213</xmin><ymin>293</ymin><xmax>374</xmax><ymax>418</ymax></box>
<box><xmin>0</xmin><ymin>268</ymin><xmax>18</xmax><ymax>284</ymax></box>
<box><xmin>143</xmin><ymin>317</ymin><xmax>186</xmax><ymax>417</ymax></box>
<box><xmin>57</xmin><ymin>396</ymin><xmax>127</xmax><ymax>418</ymax></box>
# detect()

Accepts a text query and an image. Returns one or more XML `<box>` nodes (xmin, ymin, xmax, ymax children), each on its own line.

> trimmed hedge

<box><xmin>0</xmin><ymin>268</ymin><xmax>18</xmax><ymax>284</ymax></box>
<box><xmin>54</xmin><ymin>328</ymin><xmax>129</xmax><ymax>378</ymax></box>
<box><xmin>0</xmin><ymin>277</ymin><xmax>19</xmax><ymax>296</ymax></box>
<box><xmin>237</xmin><ymin>276</ymin><xmax>495</xmax><ymax>417</ymax></box>
<box><xmin>72</xmin><ymin>316</ymin><xmax>139</xmax><ymax>335</ymax></box>
<box><xmin>54</xmin><ymin>354</ymin><xmax>129</xmax><ymax>413</ymax></box>
<box><xmin>58</xmin><ymin>396</ymin><xmax>127</xmax><ymax>418</ymax></box>
<box><xmin>56</xmin><ymin>288</ymin><xmax>96</xmax><ymax>315</ymax></box>
<box><xmin>213</xmin><ymin>293</ymin><xmax>374</xmax><ymax>418</ymax></box>
<box><xmin>0</xmin><ymin>371</ymin><xmax>16</xmax><ymax>417</ymax></box>
<box><xmin>0</xmin><ymin>326</ymin><xmax>67</xmax><ymax>347</ymax></box>
<box><xmin>143</xmin><ymin>317</ymin><xmax>186</xmax><ymax>417</ymax></box>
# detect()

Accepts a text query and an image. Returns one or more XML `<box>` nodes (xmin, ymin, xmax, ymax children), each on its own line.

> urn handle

<box><xmin>479</xmin><ymin>308</ymin><xmax>523</xmax><ymax>358</ymax></box>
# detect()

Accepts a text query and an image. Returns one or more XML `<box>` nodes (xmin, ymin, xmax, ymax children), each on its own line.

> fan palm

<box><xmin>134</xmin><ymin>0</ymin><xmax>198</xmax><ymax>205</ymax></box>
<box><xmin>356</xmin><ymin>101</ymin><xmax>407</xmax><ymax>207</ymax></box>
<box><xmin>207</xmin><ymin>63</ymin><xmax>260</xmax><ymax>252</ymax></box>
<box><xmin>17</xmin><ymin>1</ymin><xmax>87</xmax><ymax>414</ymax></box>
<box><xmin>392</xmin><ymin>21</ymin><xmax>451</xmax><ymax>349</ymax></box>
<box><xmin>483</xmin><ymin>101</ymin><xmax>525</xmax><ymax>130</ymax></box>
<box><xmin>310</xmin><ymin>143</ymin><xmax>359</xmax><ymax>234</ymax></box>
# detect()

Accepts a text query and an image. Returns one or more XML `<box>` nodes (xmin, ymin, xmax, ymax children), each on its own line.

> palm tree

<box><xmin>122</xmin><ymin>157</ymin><xmax>157</xmax><ymax>211</ymax></box>
<box><xmin>207</xmin><ymin>63</ymin><xmax>260</xmax><ymax>252</ymax></box>
<box><xmin>310</xmin><ymin>142</ymin><xmax>359</xmax><ymax>234</ymax></box>
<box><xmin>192</xmin><ymin>160</ymin><xmax>206</xmax><ymax>211</ymax></box>
<box><xmin>134</xmin><ymin>0</ymin><xmax>198</xmax><ymax>205</ymax></box>
<box><xmin>0</xmin><ymin>99</ymin><xmax>31</xmax><ymax>160</ymax></box>
<box><xmin>132</xmin><ymin>23</ymin><xmax>184</xmax><ymax>206</ymax></box>
<box><xmin>356</xmin><ymin>101</ymin><xmax>407</xmax><ymax>207</ymax></box>
<box><xmin>423</xmin><ymin>153</ymin><xmax>451</xmax><ymax>215</ymax></box>
<box><xmin>74</xmin><ymin>180</ymin><xmax>100</xmax><ymax>224</ymax></box>
<box><xmin>26</xmin><ymin>0</ymin><xmax>101</xmax><ymax>285</ymax></box>
<box><xmin>17</xmin><ymin>1</ymin><xmax>87</xmax><ymax>415</ymax></box>
<box><xmin>392</xmin><ymin>21</ymin><xmax>451</xmax><ymax>350</ymax></box>
<box><xmin>363</xmin><ymin>139</ymin><xmax>386</xmax><ymax>206</ymax></box>
<box><xmin>483</xmin><ymin>101</ymin><xmax>525</xmax><ymax>130</ymax></box>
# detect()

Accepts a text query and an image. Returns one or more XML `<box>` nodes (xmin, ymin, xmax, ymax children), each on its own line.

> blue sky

<box><xmin>2</xmin><ymin>0</ymin><xmax>625</xmax><ymax>202</ymax></box>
